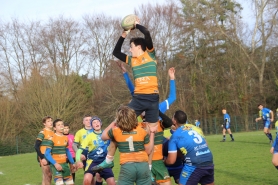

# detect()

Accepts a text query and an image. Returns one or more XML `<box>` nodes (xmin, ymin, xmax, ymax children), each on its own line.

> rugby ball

<box><xmin>121</xmin><ymin>14</ymin><xmax>138</xmax><ymax>31</ymax></box>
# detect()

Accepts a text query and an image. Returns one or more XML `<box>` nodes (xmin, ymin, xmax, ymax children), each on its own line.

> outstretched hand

<box><xmin>134</xmin><ymin>17</ymin><xmax>140</xmax><ymax>26</ymax></box>
<box><xmin>168</xmin><ymin>67</ymin><xmax>175</xmax><ymax>80</ymax></box>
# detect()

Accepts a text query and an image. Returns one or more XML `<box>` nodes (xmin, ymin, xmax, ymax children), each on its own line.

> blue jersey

<box><xmin>261</xmin><ymin>108</ymin><xmax>272</xmax><ymax>121</ymax></box>
<box><xmin>223</xmin><ymin>113</ymin><xmax>230</xmax><ymax>125</ymax></box>
<box><xmin>272</xmin><ymin>135</ymin><xmax>278</xmax><ymax>151</ymax></box>
<box><xmin>80</xmin><ymin>131</ymin><xmax>110</xmax><ymax>163</ymax></box>
<box><xmin>195</xmin><ymin>121</ymin><xmax>200</xmax><ymax>127</ymax></box>
<box><xmin>168</xmin><ymin>124</ymin><xmax>213</xmax><ymax>167</ymax></box>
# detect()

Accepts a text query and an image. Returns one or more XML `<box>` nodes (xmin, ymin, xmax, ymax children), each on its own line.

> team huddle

<box><xmin>34</xmin><ymin>17</ymin><xmax>216</xmax><ymax>185</ymax></box>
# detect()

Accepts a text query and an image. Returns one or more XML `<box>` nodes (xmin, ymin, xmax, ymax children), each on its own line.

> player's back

<box><xmin>108</xmin><ymin>124</ymin><xmax>149</xmax><ymax>164</ymax></box>
<box><xmin>171</xmin><ymin>124</ymin><xmax>213</xmax><ymax>167</ymax></box>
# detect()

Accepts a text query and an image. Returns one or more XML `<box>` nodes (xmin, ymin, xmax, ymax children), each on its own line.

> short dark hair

<box><xmin>130</xmin><ymin>37</ymin><xmax>146</xmax><ymax>51</ymax></box>
<box><xmin>173</xmin><ymin>110</ymin><xmax>187</xmax><ymax>124</ymax></box>
<box><xmin>53</xmin><ymin>119</ymin><xmax>63</xmax><ymax>127</ymax></box>
<box><xmin>64</xmin><ymin>123</ymin><xmax>70</xmax><ymax>127</ymax></box>
<box><xmin>257</xmin><ymin>104</ymin><xmax>263</xmax><ymax>107</ymax></box>
<box><xmin>42</xmin><ymin>116</ymin><xmax>52</xmax><ymax>124</ymax></box>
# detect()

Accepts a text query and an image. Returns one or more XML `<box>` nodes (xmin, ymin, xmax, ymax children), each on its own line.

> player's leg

<box><xmin>220</xmin><ymin>128</ymin><xmax>226</xmax><ymax>142</ymax></box>
<box><xmin>151</xmin><ymin>160</ymin><xmax>171</xmax><ymax>185</ymax></box>
<box><xmin>143</xmin><ymin>97</ymin><xmax>159</xmax><ymax>183</ymax></box>
<box><xmin>117</xmin><ymin>163</ymin><xmax>137</xmax><ymax>185</ymax></box>
<box><xmin>135</xmin><ymin>162</ymin><xmax>152</xmax><ymax>185</ymax></box>
<box><xmin>178</xmin><ymin>165</ymin><xmax>199</xmax><ymax>185</ymax></box>
<box><xmin>272</xmin><ymin>152</ymin><xmax>278</xmax><ymax>169</ymax></box>
<box><xmin>62</xmin><ymin>163</ymin><xmax>75</xmax><ymax>185</ymax></box>
<box><xmin>50</xmin><ymin>164</ymin><xmax>63</xmax><ymax>185</ymax></box>
<box><xmin>91</xmin><ymin>142</ymin><xmax>116</xmax><ymax>172</ymax></box>
<box><xmin>264</xmin><ymin>121</ymin><xmax>273</xmax><ymax>143</ymax></box>
<box><xmin>84</xmin><ymin>159</ymin><xmax>96</xmax><ymax>185</ymax></box>
<box><xmin>99</xmin><ymin>167</ymin><xmax>116</xmax><ymax>185</ymax></box>
<box><xmin>41</xmin><ymin>163</ymin><xmax>52</xmax><ymax>185</ymax></box>
<box><xmin>95</xmin><ymin>173</ymin><xmax>103</xmax><ymax>185</ymax></box>
<box><xmin>198</xmin><ymin>165</ymin><xmax>214</xmax><ymax>185</ymax></box>
<box><xmin>227</xmin><ymin>128</ymin><xmax>234</xmax><ymax>141</ymax></box>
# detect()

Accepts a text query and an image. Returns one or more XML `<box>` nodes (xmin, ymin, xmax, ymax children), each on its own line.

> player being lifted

<box><xmin>113</xmin><ymin>17</ymin><xmax>159</xmax><ymax>127</ymax></box>
<box><xmin>117</xmin><ymin>62</ymin><xmax>175</xmax><ymax>184</ymax></box>
<box><xmin>92</xmin><ymin>16</ymin><xmax>160</xmax><ymax>173</ymax></box>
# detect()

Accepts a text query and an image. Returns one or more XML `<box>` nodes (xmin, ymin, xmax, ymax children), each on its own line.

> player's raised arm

<box><xmin>135</xmin><ymin>19</ymin><xmax>153</xmax><ymax>50</ymax></box>
<box><xmin>101</xmin><ymin>121</ymin><xmax>116</xmax><ymax>141</ymax></box>
<box><xmin>112</xmin><ymin>31</ymin><xmax>128</xmax><ymax>62</ymax></box>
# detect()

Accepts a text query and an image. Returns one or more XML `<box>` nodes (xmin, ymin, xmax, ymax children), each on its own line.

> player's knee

<box><xmin>272</xmin><ymin>159</ymin><xmax>278</xmax><ymax>166</ymax></box>
<box><xmin>83</xmin><ymin>177</ymin><xmax>92</xmax><ymax>185</ymax></box>
<box><xmin>55</xmin><ymin>180</ymin><xmax>64</xmax><ymax>185</ymax></box>
<box><xmin>65</xmin><ymin>179</ymin><xmax>74</xmax><ymax>185</ymax></box>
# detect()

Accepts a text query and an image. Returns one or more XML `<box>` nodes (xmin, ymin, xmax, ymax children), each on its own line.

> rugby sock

<box><xmin>72</xmin><ymin>173</ymin><xmax>75</xmax><ymax>182</ymax></box>
<box><xmin>269</xmin><ymin>133</ymin><xmax>273</xmax><ymax>140</ymax></box>
<box><xmin>230</xmin><ymin>134</ymin><xmax>234</xmax><ymax>140</ymax></box>
<box><xmin>266</xmin><ymin>133</ymin><xmax>272</xmax><ymax>140</ymax></box>
<box><xmin>96</xmin><ymin>181</ymin><xmax>103</xmax><ymax>185</ymax></box>
<box><xmin>223</xmin><ymin>135</ymin><xmax>226</xmax><ymax>140</ymax></box>
<box><xmin>275</xmin><ymin>166</ymin><xmax>278</xmax><ymax>170</ymax></box>
<box><xmin>105</xmin><ymin>155</ymin><xmax>114</xmax><ymax>164</ymax></box>
<box><xmin>265</xmin><ymin>133</ymin><xmax>269</xmax><ymax>139</ymax></box>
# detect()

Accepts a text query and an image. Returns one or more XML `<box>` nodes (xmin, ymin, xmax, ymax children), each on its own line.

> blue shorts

<box><xmin>85</xmin><ymin>160</ymin><xmax>114</xmax><ymax>180</ymax></box>
<box><xmin>264</xmin><ymin>121</ymin><xmax>271</xmax><ymax>128</ymax></box>
<box><xmin>128</xmin><ymin>94</ymin><xmax>159</xmax><ymax>123</ymax></box>
<box><xmin>179</xmin><ymin>165</ymin><xmax>214</xmax><ymax>185</ymax></box>
<box><xmin>223</xmin><ymin>123</ymin><xmax>230</xmax><ymax>130</ymax></box>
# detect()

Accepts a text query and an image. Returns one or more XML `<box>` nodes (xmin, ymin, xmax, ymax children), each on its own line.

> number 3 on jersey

<box><xmin>188</xmin><ymin>130</ymin><xmax>203</xmax><ymax>144</ymax></box>
<box><xmin>125</xmin><ymin>136</ymin><xmax>135</xmax><ymax>151</ymax></box>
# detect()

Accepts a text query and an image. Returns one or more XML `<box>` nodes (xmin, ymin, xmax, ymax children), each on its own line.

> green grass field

<box><xmin>0</xmin><ymin>130</ymin><xmax>277</xmax><ymax>185</ymax></box>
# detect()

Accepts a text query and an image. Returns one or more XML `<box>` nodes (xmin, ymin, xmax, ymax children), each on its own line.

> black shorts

<box><xmin>37</xmin><ymin>156</ymin><xmax>50</xmax><ymax>166</ymax></box>
<box><xmin>128</xmin><ymin>94</ymin><xmax>159</xmax><ymax>123</ymax></box>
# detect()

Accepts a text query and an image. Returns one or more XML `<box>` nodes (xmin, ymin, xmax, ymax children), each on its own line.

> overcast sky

<box><xmin>0</xmin><ymin>0</ymin><xmax>166</xmax><ymax>22</ymax></box>
<box><xmin>0</xmin><ymin>0</ymin><xmax>253</xmax><ymax>23</ymax></box>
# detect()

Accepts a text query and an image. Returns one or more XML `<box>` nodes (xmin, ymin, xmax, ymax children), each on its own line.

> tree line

<box><xmin>0</xmin><ymin>0</ymin><xmax>277</xmax><ymax>144</ymax></box>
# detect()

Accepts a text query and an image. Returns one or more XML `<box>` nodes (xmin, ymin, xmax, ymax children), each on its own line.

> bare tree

<box><xmin>83</xmin><ymin>14</ymin><xmax>121</xmax><ymax>78</ymax></box>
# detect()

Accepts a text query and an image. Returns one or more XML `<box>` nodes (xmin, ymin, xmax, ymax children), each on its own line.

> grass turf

<box><xmin>0</xmin><ymin>130</ymin><xmax>276</xmax><ymax>185</ymax></box>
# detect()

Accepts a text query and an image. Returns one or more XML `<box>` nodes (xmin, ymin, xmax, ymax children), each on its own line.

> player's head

<box><xmin>91</xmin><ymin>116</ymin><xmax>102</xmax><ymax>131</ymax></box>
<box><xmin>53</xmin><ymin>119</ymin><xmax>64</xmax><ymax>133</ymax></box>
<box><xmin>130</xmin><ymin>37</ymin><xmax>146</xmax><ymax>57</ymax></box>
<box><xmin>222</xmin><ymin>108</ymin><xmax>227</xmax><ymax>114</ymax></box>
<box><xmin>116</xmin><ymin>105</ymin><xmax>138</xmax><ymax>132</ymax></box>
<box><xmin>83</xmin><ymin>114</ymin><xmax>92</xmax><ymax>128</ymax></box>
<box><xmin>42</xmin><ymin>116</ymin><xmax>53</xmax><ymax>129</ymax></box>
<box><xmin>257</xmin><ymin>104</ymin><xmax>263</xmax><ymax>110</ymax></box>
<box><xmin>63</xmin><ymin>123</ymin><xmax>70</xmax><ymax>134</ymax></box>
<box><xmin>172</xmin><ymin>110</ymin><xmax>187</xmax><ymax>127</ymax></box>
